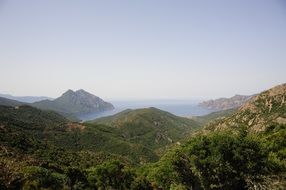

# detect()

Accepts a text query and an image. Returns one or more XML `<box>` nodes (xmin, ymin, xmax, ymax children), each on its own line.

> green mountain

<box><xmin>91</xmin><ymin>107</ymin><xmax>201</xmax><ymax>151</ymax></box>
<box><xmin>204</xmin><ymin>83</ymin><xmax>286</xmax><ymax>133</ymax></box>
<box><xmin>0</xmin><ymin>105</ymin><xmax>155</xmax><ymax>188</ymax></box>
<box><xmin>31</xmin><ymin>89</ymin><xmax>114</xmax><ymax>120</ymax></box>
<box><xmin>0</xmin><ymin>105</ymin><xmax>158</xmax><ymax>165</ymax></box>
<box><xmin>142</xmin><ymin>84</ymin><xmax>286</xmax><ymax>189</ymax></box>
<box><xmin>0</xmin><ymin>105</ymin><xmax>202</xmax><ymax>189</ymax></box>
<box><xmin>1</xmin><ymin>84</ymin><xmax>285</xmax><ymax>189</ymax></box>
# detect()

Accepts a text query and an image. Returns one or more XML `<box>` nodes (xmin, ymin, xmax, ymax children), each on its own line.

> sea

<box><xmin>78</xmin><ymin>100</ymin><xmax>213</xmax><ymax>121</ymax></box>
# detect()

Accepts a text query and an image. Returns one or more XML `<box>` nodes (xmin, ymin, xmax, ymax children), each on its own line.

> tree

<box><xmin>86</xmin><ymin>160</ymin><xmax>134</xmax><ymax>190</ymax></box>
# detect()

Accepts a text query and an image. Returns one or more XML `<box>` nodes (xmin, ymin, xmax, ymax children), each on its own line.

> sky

<box><xmin>0</xmin><ymin>0</ymin><xmax>285</xmax><ymax>100</ymax></box>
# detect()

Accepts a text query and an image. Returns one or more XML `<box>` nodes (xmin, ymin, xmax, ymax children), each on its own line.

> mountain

<box><xmin>0</xmin><ymin>93</ymin><xmax>52</xmax><ymax>103</ymax></box>
<box><xmin>31</xmin><ymin>89</ymin><xmax>114</xmax><ymax>120</ymax></box>
<box><xmin>1</xmin><ymin>84</ymin><xmax>285</xmax><ymax>189</ymax></box>
<box><xmin>0</xmin><ymin>105</ymin><xmax>157</xmax><ymax>188</ymax></box>
<box><xmin>0</xmin><ymin>97</ymin><xmax>25</xmax><ymax>107</ymax></box>
<box><xmin>204</xmin><ymin>83</ymin><xmax>286</xmax><ymax>133</ymax></box>
<box><xmin>199</xmin><ymin>94</ymin><xmax>252</xmax><ymax>111</ymax></box>
<box><xmin>191</xmin><ymin>108</ymin><xmax>237</xmax><ymax>126</ymax></box>
<box><xmin>0</xmin><ymin>106</ymin><xmax>201</xmax><ymax>165</ymax></box>
<box><xmin>92</xmin><ymin>107</ymin><xmax>201</xmax><ymax>151</ymax></box>
<box><xmin>143</xmin><ymin>84</ymin><xmax>286</xmax><ymax>190</ymax></box>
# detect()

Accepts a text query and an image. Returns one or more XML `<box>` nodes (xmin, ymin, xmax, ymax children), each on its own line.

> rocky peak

<box><xmin>32</xmin><ymin>89</ymin><xmax>114</xmax><ymax>118</ymax></box>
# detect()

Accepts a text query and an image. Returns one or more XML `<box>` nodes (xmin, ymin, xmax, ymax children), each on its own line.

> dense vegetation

<box><xmin>0</xmin><ymin>105</ymin><xmax>201</xmax><ymax>189</ymax></box>
<box><xmin>2</xmin><ymin>121</ymin><xmax>285</xmax><ymax>189</ymax></box>
<box><xmin>144</xmin><ymin>126</ymin><xmax>285</xmax><ymax>189</ymax></box>
<box><xmin>92</xmin><ymin>107</ymin><xmax>200</xmax><ymax>151</ymax></box>
<box><xmin>204</xmin><ymin>83</ymin><xmax>286</xmax><ymax>133</ymax></box>
<box><xmin>0</xmin><ymin>84</ymin><xmax>285</xmax><ymax>189</ymax></box>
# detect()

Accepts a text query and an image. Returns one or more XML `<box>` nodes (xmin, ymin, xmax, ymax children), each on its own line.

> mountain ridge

<box><xmin>91</xmin><ymin>107</ymin><xmax>201</xmax><ymax>151</ymax></box>
<box><xmin>31</xmin><ymin>89</ymin><xmax>114</xmax><ymax>120</ymax></box>
<box><xmin>199</xmin><ymin>94</ymin><xmax>253</xmax><ymax>111</ymax></box>
<box><xmin>0</xmin><ymin>96</ymin><xmax>25</xmax><ymax>107</ymax></box>
<box><xmin>0</xmin><ymin>93</ymin><xmax>52</xmax><ymax>103</ymax></box>
<box><xmin>0</xmin><ymin>83</ymin><xmax>285</xmax><ymax>189</ymax></box>
<box><xmin>203</xmin><ymin>83</ymin><xmax>286</xmax><ymax>133</ymax></box>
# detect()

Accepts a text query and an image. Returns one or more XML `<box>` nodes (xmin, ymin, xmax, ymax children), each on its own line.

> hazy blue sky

<box><xmin>0</xmin><ymin>0</ymin><xmax>285</xmax><ymax>100</ymax></box>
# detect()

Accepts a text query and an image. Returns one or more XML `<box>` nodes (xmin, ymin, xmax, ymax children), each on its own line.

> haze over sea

<box><xmin>78</xmin><ymin>99</ymin><xmax>212</xmax><ymax>121</ymax></box>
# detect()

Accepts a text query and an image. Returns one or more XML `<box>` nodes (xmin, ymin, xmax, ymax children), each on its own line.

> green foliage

<box><xmin>65</xmin><ymin>167</ymin><xmax>88</xmax><ymax>190</ymax></box>
<box><xmin>147</xmin><ymin>148</ymin><xmax>199</xmax><ymax>189</ymax></box>
<box><xmin>145</xmin><ymin>128</ymin><xmax>284</xmax><ymax>190</ymax></box>
<box><xmin>92</xmin><ymin>107</ymin><xmax>201</xmax><ymax>151</ymax></box>
<box><xmin>21</xmin><ymin>166</ymin><xmax>66</xmax><ymax>190</ymax></box>
<box><xmin>86</xmin><ymin>160</ymin><xmax>134</xmax><ymax>190</ymax></box>
<box><xmin>130</xmin><ymin>176</ymin><xmax>153</xmax><ymax>190</ymax></box>
<box><xmin>260</xmin><ymin>124</ymin><xmax>286</xmax><ymax>170</ymax></box>
<box><xmin>186</xmin><ymin>133</ymin><xmax>269</xmax><ymax>189</ymax></box>
<box><xmin>1</xmin><ymin>92</ymin><xmax>286</xmax><ymax>190</ymax></box>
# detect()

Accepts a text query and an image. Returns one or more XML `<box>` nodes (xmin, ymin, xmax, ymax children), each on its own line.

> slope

<box><xmin>91</xmin><ymin>107</ymin><xmax>201</xmax><ymax>151</ymax></box>
<box><xmin>191</xmin><ymin>108</ymin><xmax>237</xmax><ymax>126</ymax></box>
<box><xmin>204</xmin><ymin>83</ymin><xmax>286</xmax><ymax>133</ymax></box>
<box><xmin>0</xmin><ymin>105</ymin><xmax>158</xmax><ymax>165</ymax></box>
<box><xmin>0</xmin><ymin>97</ymin><xmax>24</xmax><ymax>107</ymax></box>
<box><xmin>0</xmin><ymin>93</ymin><xmax>52</xmax><ymax>103</ymax></box>
<box><xmin>31</xmin><ymin>89</ymin><xmax>114</xmax><ymax>120</ymax></box>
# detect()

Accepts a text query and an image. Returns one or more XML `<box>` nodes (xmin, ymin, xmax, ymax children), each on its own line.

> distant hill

<box><xmin>0</xmin><ymin>105</ymin><xmax>156</xmax><ymax>165</ymax></box>
<box><xmin>204</xmin><ymin>83</ymin><xmax>286</xmax><ymax>133</ymax></box>
<box><xmin>92</xmin><ymin>107</ymin><xmax>201</xmax><ymax>151</ymax></box>
<box><xmin>31</xmin><ymin>89</ymin><xmax>114</xmax><ymax>120</ymax></box>
<box><xmin>191</xmin><ymin>108</ymin><xmax>237</xmax><ymax>126</ymax></box>
<box><xmin>199</xmin><ymin>94</ymin><xmax>252</xmax><ymax>111</ymax></box>
<box><xmin>0</xmin><ymin>97</ymin><xmax>25</xmax><ymax>107</ymax></box>
<box><xmin>0</xmin><ymin>93</ymin><xmax>52</xmax><ymax>103</ymax></box>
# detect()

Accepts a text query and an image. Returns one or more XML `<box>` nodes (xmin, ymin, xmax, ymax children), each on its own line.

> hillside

<box><xmin>142</xmin><ymin>84</ymin><xmax>286</xmax><ymax>189</ymax></box>
<box><xmin>31</xmin><ymin>89</ymin><xmax>114</xmax><ymax>119</ymax></box>
<box><xmin>204</xmin><ymin>83</ymin><xmax>286</xmax><ymax>133</ymax></box>
<box><xmin>0</xmin><ymin>105</ymin><xmax>159</xmax><ymax>164</ymax></box>
<box><xmin>191</xmin><ymin>108</ymin><xmax>237</xmax><ymax>126</ymax></box>
<box><xmin>0</xmin><ymin>93</ymin><xmax>52</xmax><ymax>103</ymax></box>
<box><xmin>199</xmin><ymin>94</ymin><xmax>252</xmax><ymax>111</ymax></box>
<box><xmin>1</xmin><ymin>84</ymin><xmax>285</xmax><ymax>189</ymax></box>
<box><xmin>92</xmin><ymin>107</ymin><xmax>201</xmax><ymax>150</ymax></box>
<box><xmin>0</xmin><ymin>105</ymin><xmax>203</xmax><ymax>189</ymax></box>
<box><xmin>0</xmin><ymin>105</ymin><xmax>144</xmax><ymax>188</ymax></box>
<box><xmin>0</xmin><ymin>97</ymin><xmax>24</xmax><ymax>107</ymax></box>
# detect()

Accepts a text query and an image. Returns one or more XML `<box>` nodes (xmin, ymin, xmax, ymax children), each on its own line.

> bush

<box><xmin>86</xmin><ymin>160</ymin><xmax>134</xmax><ymax>190</ymax></box>
<box><xmin>21</xmin><ymin>166</ymin><xmax>66</xmax><ymax>190</ymax></box>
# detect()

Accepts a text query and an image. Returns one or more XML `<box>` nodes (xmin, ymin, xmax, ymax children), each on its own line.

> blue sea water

<box><xmin>78</xmin><ymin>100</ymin><xmax>212</xmax><ymax>121</ymax></box>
